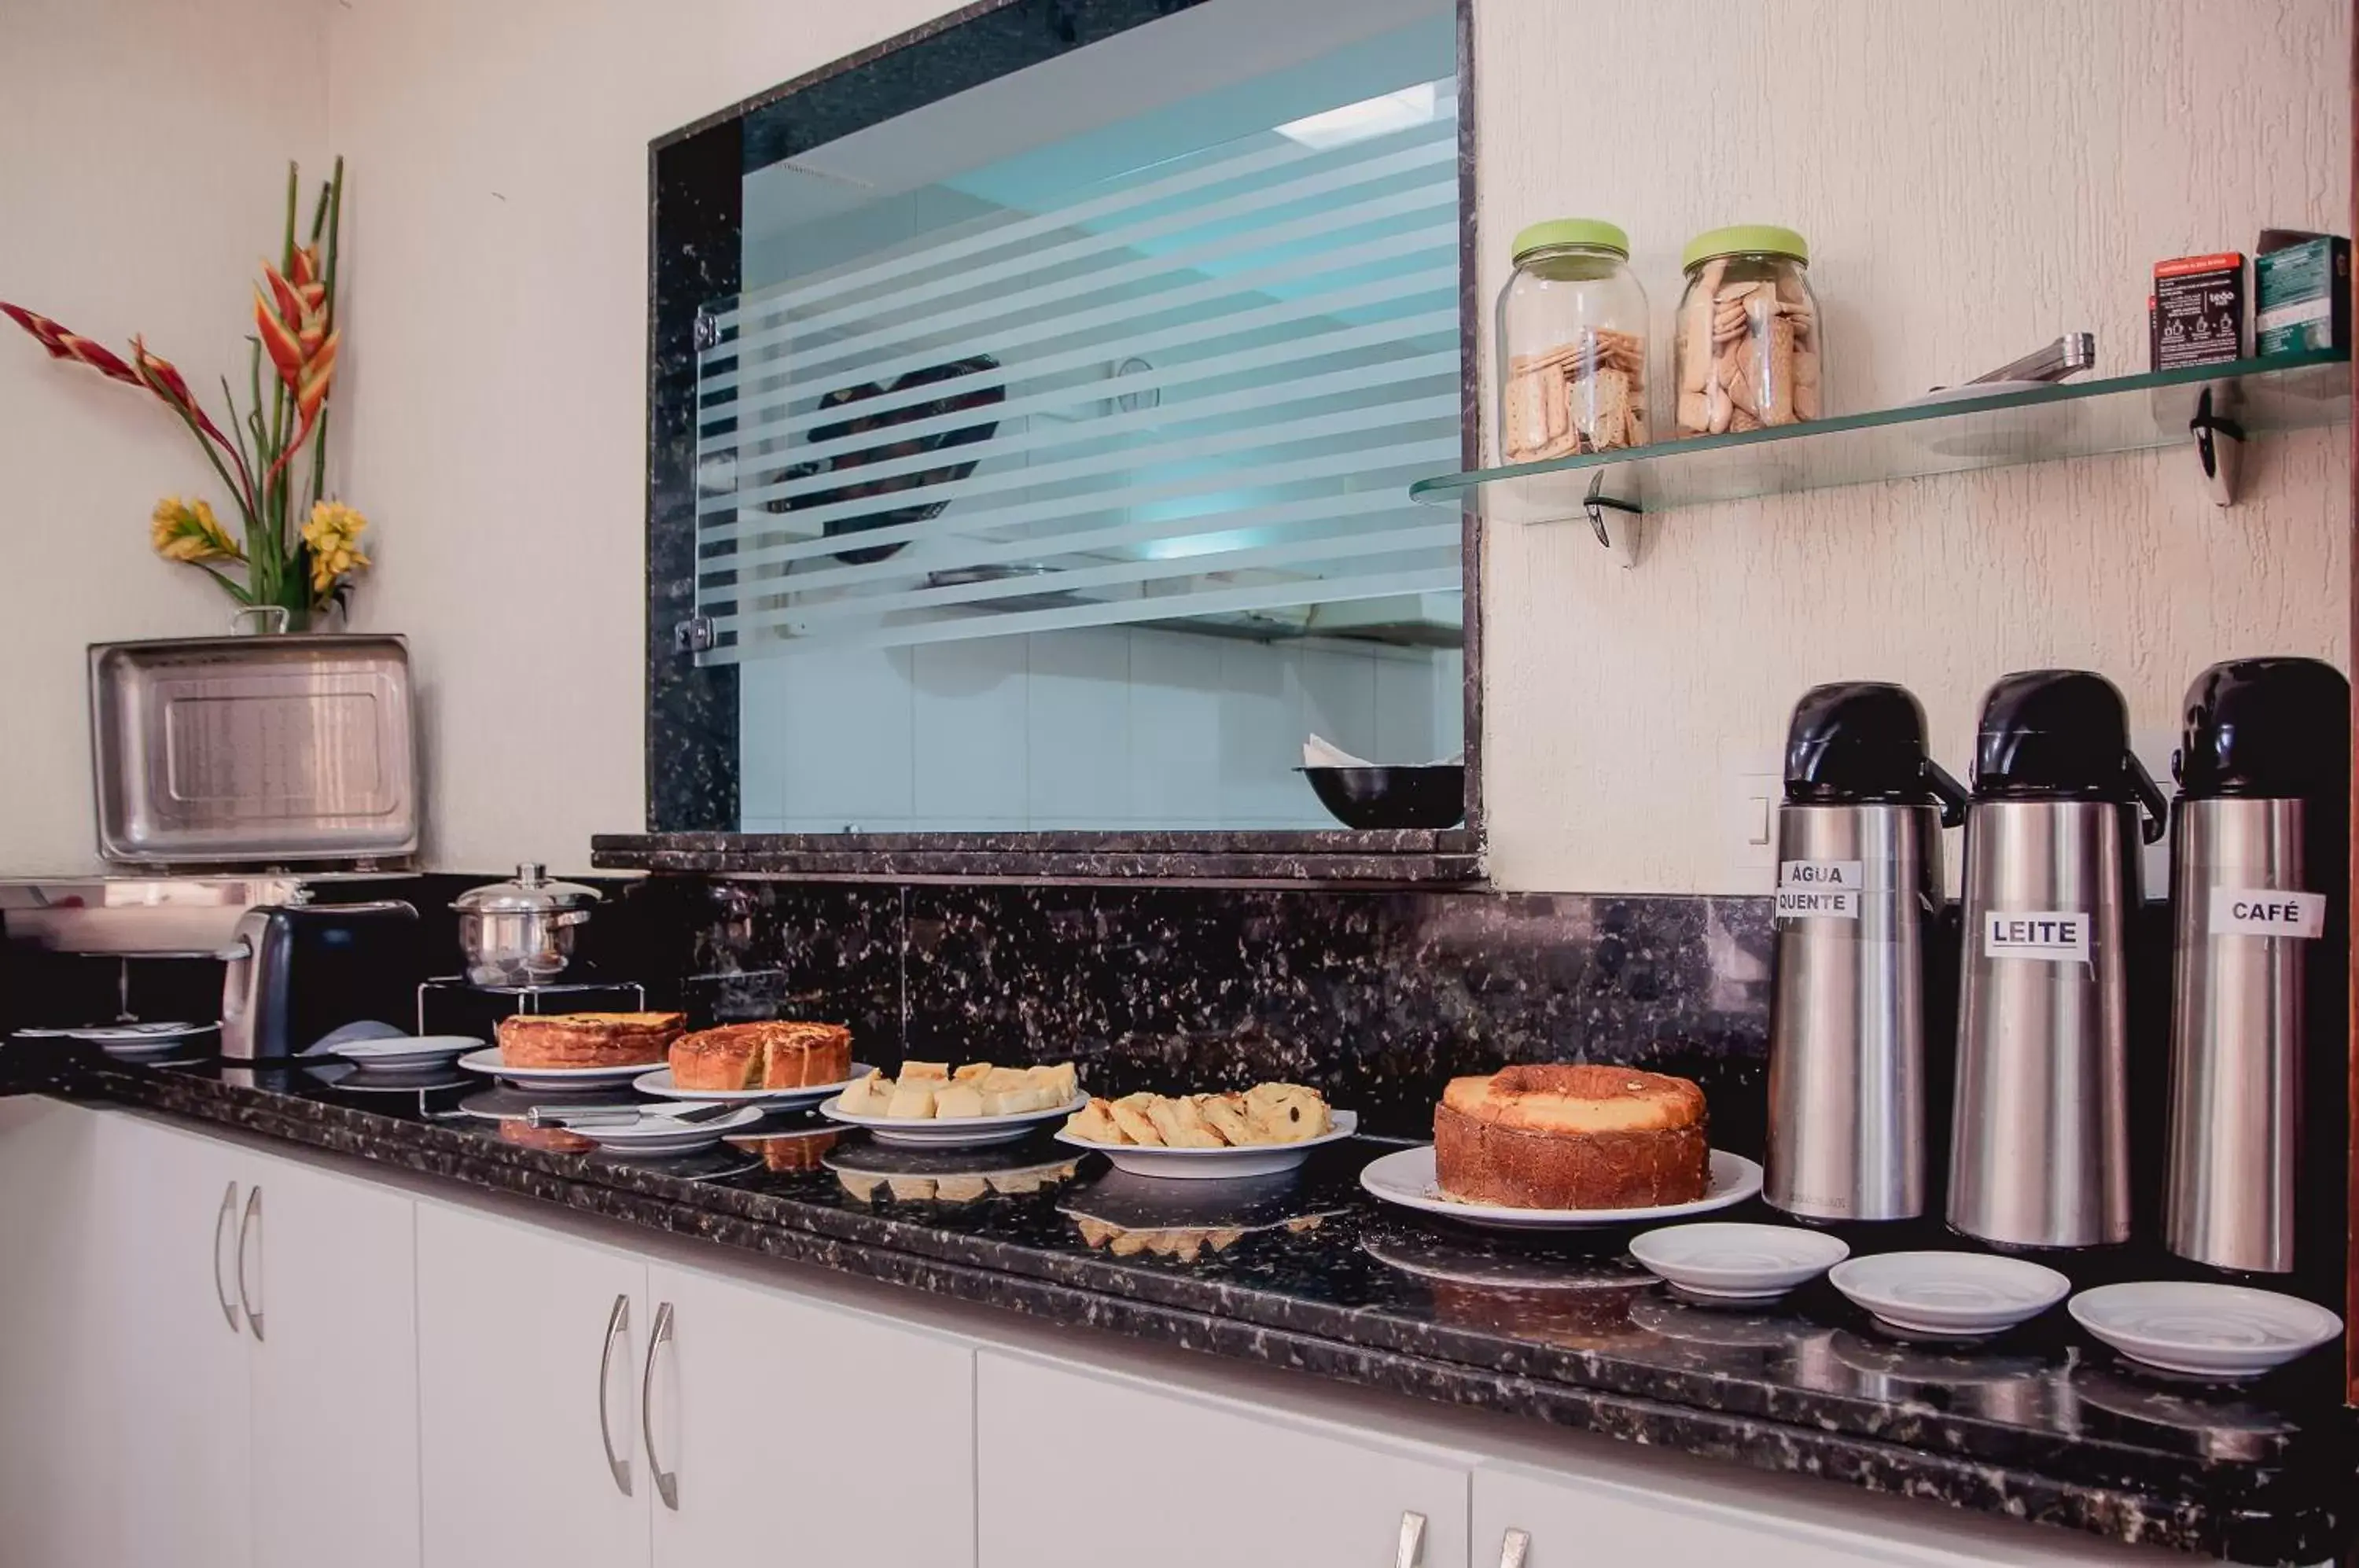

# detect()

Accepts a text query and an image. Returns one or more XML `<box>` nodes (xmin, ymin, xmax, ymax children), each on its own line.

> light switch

<box><xmin>1720</xmin><ymin>742</ymin><xmax>1781</xmax><ymax>887</ymax></box>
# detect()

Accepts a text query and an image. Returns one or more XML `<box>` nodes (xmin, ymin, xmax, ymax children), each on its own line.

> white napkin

<box><xmin>1302</xmin><ymin>734</ymin><xmax>1466</xmax><ymax>768</ymax></box>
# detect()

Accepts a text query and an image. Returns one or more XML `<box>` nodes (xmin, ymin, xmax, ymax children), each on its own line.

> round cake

<box><xmin>495</xmin><ymin>1010</ymin><xmax>685</xmax><ymax>1069</ymax></box>
<box><xmin>1433</xmin><ymin>1064</ymin><xmax>1709</xmax><ymax>1209</ymax></box>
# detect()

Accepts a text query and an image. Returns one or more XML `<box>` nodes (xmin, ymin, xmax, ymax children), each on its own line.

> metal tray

<box><xmin>89</xmin><ymin>634</ymin><xmax>418</xmax><ymax>866</ymax></box>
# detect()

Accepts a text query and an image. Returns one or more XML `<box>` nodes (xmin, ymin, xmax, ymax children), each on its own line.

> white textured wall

<box><xmin>1476</xmin><ymin>0</ymin><xmax>2351</xmax><ymax>892</ymax></box>
<box><xmin>320</xmin><ymin>0</ymin><xmax>954</xmax><ymax>871</ymax></box>
<box><xmin>0</xmin><ymin>0</ymin><xmax>330</xmax><ymax>874</ymax></box>
<box><xmin>5</xmin><ymin>0</ymin><xmax>2343</xmax><ymax>881</ymax></box>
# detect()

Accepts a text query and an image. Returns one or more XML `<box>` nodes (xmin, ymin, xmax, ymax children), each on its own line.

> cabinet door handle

<box><xmin>1395</xmin><ymin>1510</ymin><xmax>1426</xmax><ymax>1568</ymax></box>
<box><xmin>1497</xmin><ymin>1528</ymin><xmax>1530</xmax><ymax>1568</ymax></box>
<box><xmin>642</xmin><ymin>1300</ymin><xmax>678</xmax><ymax>1511</ymax></box>
<box><xmin>211</xmin><ymin>1181</ymin><xmax>241</xmax><ymax>1334</ymax></box>
<box><xmin>235</xmin><ymin>1183</ymin><xmax>264</xmax><ymax>1342</ymax></box>
<box><xmin>596</xmin><ymin>1294</ymin><xmax>633</xmax><ymax>1497</ymax></box>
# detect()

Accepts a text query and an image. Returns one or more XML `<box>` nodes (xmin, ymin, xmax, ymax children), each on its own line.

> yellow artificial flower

<box><xmin>301</xmin><ymin>499</ymin><xmax>372</xmax><ymax>594</ymax></box>
<box><xmin>149</xmin><ymin>496</ymin><xmax>243</xmax><ymax>564</ymax></box>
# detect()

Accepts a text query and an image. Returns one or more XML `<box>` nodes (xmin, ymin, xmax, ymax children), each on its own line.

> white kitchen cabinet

<box><xmin>83</xmin><ymin>1113</ymin><xmax>424</xmax><ymax>1568</ymax></box>
<box><xmin>94</xmin><ymin>1112</ymin><xmax>257</xmax><ymax>1568</ymax></box>
<box><xmin>977</xmin><ymin>1350</ymin><xmax>1474</xmax><ymax>1568</ymax></box>
<box><xmin>244</xmin><ymin>1144</ymin><xmax>421</xmax><ymax>1568</ymax></box>
<box><xmin>417</xmin><ymin>1202</ymin><xmax>652</xmax><ymax>1568</ymax></box>
<box><xmin>0</xmin><ymin>1099</ymin><xmax>113</xmax><ymax>1567</ymax></box>
<box><xmin>644</xmin><ymin>1261</ymin><xmax>976</xmax><ymax>1568</ymax></box>
<box><xmin>1470</xmin><ymin>1459</ymin><xmax>2136</xmax><ymax>1568</ymax></box>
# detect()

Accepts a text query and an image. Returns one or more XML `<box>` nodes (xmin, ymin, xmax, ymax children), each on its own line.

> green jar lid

<box><xmin>1681</xmin><ymin>223</ymin><xmax>1810</xmax><ymax>271</ymax></box>
<box><xmin>1511</xmin><ymin>219</ymin><xmax>1629</xmax><ymax>262</ymax></box>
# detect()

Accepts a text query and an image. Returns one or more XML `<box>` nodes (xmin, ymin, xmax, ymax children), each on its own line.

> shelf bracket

<box><xmin>1583</xmin><ymin>473</ymin><xmax>1645</xmax><ymax>568</ymax></box>
<box><xmin>2189</xmin><ymin>385</ymin><xmax>2247</xmax><ymax>508</ymax></box>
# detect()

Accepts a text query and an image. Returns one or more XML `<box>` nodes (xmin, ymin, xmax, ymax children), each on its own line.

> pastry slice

<box><xmin>1108</xmin><ymin>1094</ymin><xmax>1165</xmax><ymax>1147</ymax></box>
<box><xmin>934</xmin><ymin>1083</ymin><xmax>984</xmax><ymax>1119</ymax></box>
<box><xmin>837</xmin><ymin>1068</ymin><xmax>890</xmax><ymax>1116</ymax></box>
<box><xmin>884</xmin><ymin>1082</ymin><xmax>937</xmax><ymax>1120</ymax></box>
<box><xmin>1243</xmin><ymin>1084</ymin><xmax>1330</xmax><ymax>1143</ymax></box>
<box><xmin>1197</xmin><ymin>1094</ymin><xmax>1253</xmax><ymax>1147</ymax></box>
<box><xmin>953</xmin><ymin>1062</ymin><xmax>994</xmax><ymax>1084</ymax></box>
<box><xmin>1149</xmin><ymin>1095</ymin><xmax>1224</xmax><ymax>1149</ymax></box>
<box><xmin>1026</xmin><ymin>1063</ymin><xmax>1078</xmax><ymax>1103</ymax></box>
<box><xmin>982</xmin><ymin>1086</ymin><xmax>1049</xmax><ymax>1117</ymax></box>
<box><xmin>900</xmin><ymin>1061</ymin><xmax>951</xmax><ymax>1084</ymax></box>
<box><xmin>1065</xmin><ymin>1098</ymin><xmax>1121</xmax><ymax>1144</ymax></box>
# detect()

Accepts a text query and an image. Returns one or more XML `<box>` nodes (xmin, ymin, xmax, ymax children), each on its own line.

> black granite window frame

<box><xmin>633</xmin><ymin>0</ymin><xmax>1484</xmax><ymax>884</ymax></box>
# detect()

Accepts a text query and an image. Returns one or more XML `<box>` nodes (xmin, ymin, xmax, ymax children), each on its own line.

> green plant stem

<box><xmin>306</xmin><ymin>158</ymin><xmax>344</xmax><ymax>518</ymax></box>
<box><xmin>197</xmin><ymin>564</ymin><xmax>254</xmax><ymax>605</ymax></box>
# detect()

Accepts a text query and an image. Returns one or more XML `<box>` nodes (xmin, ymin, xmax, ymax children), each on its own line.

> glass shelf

<box><xmin>1408</xmin><ymin>348</ymin><xmax>2350</xmax><ymax>527</ymax></box>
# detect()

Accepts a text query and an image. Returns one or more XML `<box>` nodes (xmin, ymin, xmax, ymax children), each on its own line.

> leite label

<box><xmin>1776</xmin><ymin>859</ymin><xmax>1863</xmax><ymax>922</ymax></box>
<box><xmin>1982</xmin><ymin>911</ymin><xmax>2090</xmax><ymax>963</ymax></box>
<box><xmin>2207</xmin><ymin>888</ymin><xmax>2326</xmax><ymax>940</ymax></box>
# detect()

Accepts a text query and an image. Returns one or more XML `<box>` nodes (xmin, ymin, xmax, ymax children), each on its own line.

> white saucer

<box><xmin>1828</xmin><ymin>1251</ymin><xmax>2070</xmax><ymax>1338</ymax></box>
<box><xmin>2069</xmin><ymin>1282</ymin><xmax>2342</xmax><ymax>1378</ymax></box>
<box><xmin>1056</xmin><ymin>1111</ymin><xmax>1356</xmax><ymax>1180</ymax></box>
<box><xmin>1357</xmin><ymin>1146</ymin><xmax>1762</xmax><ymax>1231</ymax></box>
<box><xmin>1628</xmin><ymin>1222</ymin><xmax>1849</xmax><ymax>1301</ymax></box>
<box><xmin>458</xmin><ymin>1047</ymin><xmax>660</xmax><ymax>1088</ymax></box>
<box><xmin>632</xmin><ymin>1062</ymin><xmax>874</xmax><ymax>1109</ymax></box>
<box><xmin>333</xmin><ymin>1034</ymin><xmax>481</xmax><ymax>1070</ymax></box>
<box><xmin>819</xmin><ymin>1091</ymin><xmax>1087</xmax><ymax>1148</ymax></box>
<box><xmin>583</xmin><ymin>1105</ymin><xmax>765</xmax><ymax>1156</ymax></box>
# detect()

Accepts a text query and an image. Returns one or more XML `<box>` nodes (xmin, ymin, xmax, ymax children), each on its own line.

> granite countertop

<box><xmin>8</xmin><ymin>1045</ymin><xmax>2350</xmax><ymax>1565</ymax></box>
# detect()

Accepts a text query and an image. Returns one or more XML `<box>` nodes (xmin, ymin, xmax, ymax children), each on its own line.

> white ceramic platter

<box><xmin>1055</xmin><ymin>1111</ymin><xmax>1358</xmax><ymax>1180</ymax></box>
<box><xmin>818</xmin><ymin>1091</ymin><xmax>1088</xmax><ymax>1148</ymax></box>
<box><xmin>458</xmin><ymin>1047</ymin><xmax>660</xmax><ymax>1088</ymax></box>
<box><xmin>1828</xmin><ymin>1251</ymin><xmax>2070</xmax><ymax>1338</ymax></box>
<box><xmin>1357</xmin><ymin>1146</ymin><xmax>1762</xmax><ymax>1231</ymax></box>
<box><xmin>2068</xmin><ymin>1282</ymin><xmax>2342</xmax><ymax>1377</ymax></box>
<box><xmin>631</xmin><ymin>1062</ymin><xmax>875</xmax><ymax>1109</ymax></box>
<box><xmin>1628</xmin><ymin>1221</ymin><xmax>1849</xmax><ymax>1301</ymax></box>
<box><xmin>333</xmin><ymin>1034</ymin><xmax>481</xmax><ymax>1070</ymax></box>
<box><xmin>580</xmin><ymin>1105</ymin><xmax>765</xmax><ymax>1156</ymax></box>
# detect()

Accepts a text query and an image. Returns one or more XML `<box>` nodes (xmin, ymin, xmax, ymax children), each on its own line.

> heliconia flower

<box><xmin>0</xmin><ymin>301</ymin><xmax>142</xmax><ymax>385</ymax></box>
<box><xmin>300</xmin><ymin>499</ymin><xmax>370</xmax><ymax>594</ymax></box>
<box><xmin>256</xmin><ymin>249</ymin><xmax>338</xmax><ymax>480</ymax></box>
<box><xmin>128</xmin><ymin>336</ymin><xmax>232</xmax><ymax>448</ymax></box>
<box><xmin>150</xmin><ymin>497</ymin><xmax>244</xmax><ymax>565</ymax></box>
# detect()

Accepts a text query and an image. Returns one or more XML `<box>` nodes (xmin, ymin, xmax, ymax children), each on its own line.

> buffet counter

<box><xmin>5</xmin><ymin>1045</ymin><xmax>2349</xmax><ymax>1566</ymax></box>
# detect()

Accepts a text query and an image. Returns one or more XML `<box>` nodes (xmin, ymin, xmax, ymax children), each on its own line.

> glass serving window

<box><xmin>683</xmin><ymin>2</ymin><xmax>1467</xmax><ymax>835</ymax></box>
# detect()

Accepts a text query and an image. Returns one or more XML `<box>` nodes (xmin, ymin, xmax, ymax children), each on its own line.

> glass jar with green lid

<box><xmin>1495</xmin><ymin>218</ymin><xmax>1649</xmax><ymax>463</ymax></box>
<box><xmin>1673</xmin><ymin>224</ymin><xmax>1821</xmax><ymax>436</ymax></box>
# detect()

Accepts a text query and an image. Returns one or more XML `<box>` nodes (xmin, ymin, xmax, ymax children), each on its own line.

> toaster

<box><xmin>220</xmin><ymin>900</ymin><xmax>425</xmax><ymax>1059</ymax></box>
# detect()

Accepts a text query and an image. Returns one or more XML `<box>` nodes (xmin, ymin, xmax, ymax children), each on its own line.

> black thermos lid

<box><xmin>1972</xmin><ymin>669</ymin><xmax>2140</xmax><ymax>799</ymax></box>
<box><xmin>2176</xmin><ymin>657</ymin><xmax>2350</xmax><ymax>799</ymax></box>
<box><xmin>1784</xmin><ymin>682</ymin><xmax>1954</xmax><ymax>805</ymax></box>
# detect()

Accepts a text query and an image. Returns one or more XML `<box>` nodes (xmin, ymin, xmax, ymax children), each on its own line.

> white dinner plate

<box><xmin>1357</xmin><ymin>1146</ymin><xmax>1762</xmax><ymax>1231</ymax></box>
<box><xmin>1055</xmin><ymin>1110</ymin><xmax>1358</xmax><ymax>1180</ymax></box>
<box><xmin>2068</xmin><ymin>1282</ymin><xmax>2342</xmax><ymax>1378</ymax></box>
<box><xmin>631</xmin><ymin>1062</ymin><xmax>875</xmax><ymax>1108</ymax></box>
<box><xmin>1628</xmin><ymin>1222</ymin><xmax>1849</xmax><ymax>1301</ymax></box>
<box><xmin>458</xmin><ymin>1047</ymin><xmax>661</xmax><ymax>1088</ymax></box>
<box><xmin>819</xmin><ymin>1091</ymin><xmax>1088</xmax><ymax>1148</ymax></box>
<box><xmin>333</xmin><ymin>1034</ymin><xmax>481</xmax><ymax>1070</ymax></box>
<box><xmin>581</xmin><ymin>1105</ymin><xmax>766</xmax><ymax>1155</ymax></box>
<box><xmin>1828</xmin><ymin>1251</ymin><xmax>2070</xmax><ymax>1339</ymax></box>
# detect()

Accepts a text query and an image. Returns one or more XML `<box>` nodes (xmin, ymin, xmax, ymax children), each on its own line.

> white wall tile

<box><xmin>1218</xmin><ymin>639</ymin><xmax>1318</xmax><ymax>824</ymax></box>
<box><xmin>767</xmin><ymin>646</ymin><xmax>916</xmax><ymax>827</ymax></box>
<box><xmin>1028</xmin><ymin>628</ymin><xmax>1134</xmax><ymax>823</ymax></box>
<box><xmin>1295</xmin><ymin>645</ymin><xmax>1379</xmax><ymax>760</ymax></box>
<box><xmin>1128</xmin><ymin>630</ymin><xmax>1226</xmax><ymax>822</ymax></box>
<box><xmin>912</xmin><ymin>637</ymin><xmax>1029</xmax><ymax>820</ymax></box>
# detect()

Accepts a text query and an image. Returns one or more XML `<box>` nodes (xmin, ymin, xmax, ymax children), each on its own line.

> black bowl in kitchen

<box><xmin>1297</xmin><ymin>764</ymin><xmax>1466</xmax><ymax>830</ymax></box>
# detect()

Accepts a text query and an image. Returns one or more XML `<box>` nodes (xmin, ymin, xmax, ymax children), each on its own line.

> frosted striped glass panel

<box><xmin>694</xmin><ymin>81</ymin><xmax>1461</xmax><ymax>661</ymax></box>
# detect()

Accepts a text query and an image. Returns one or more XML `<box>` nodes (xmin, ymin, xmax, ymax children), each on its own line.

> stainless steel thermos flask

<box><xmin>1766</xmin><ymin>683</ymin><xmax>1967</xmax><ymax>1222</ymax></box>
<box><xmin>2162</xmin><ymin>657</ymin><xmax>2350</xmax><ymax>1279</ymax></box>
<box><xmin>1948</xmin><ymin>671</ymin><xmax>2166</xmax><ymax>1250</ymax></box>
